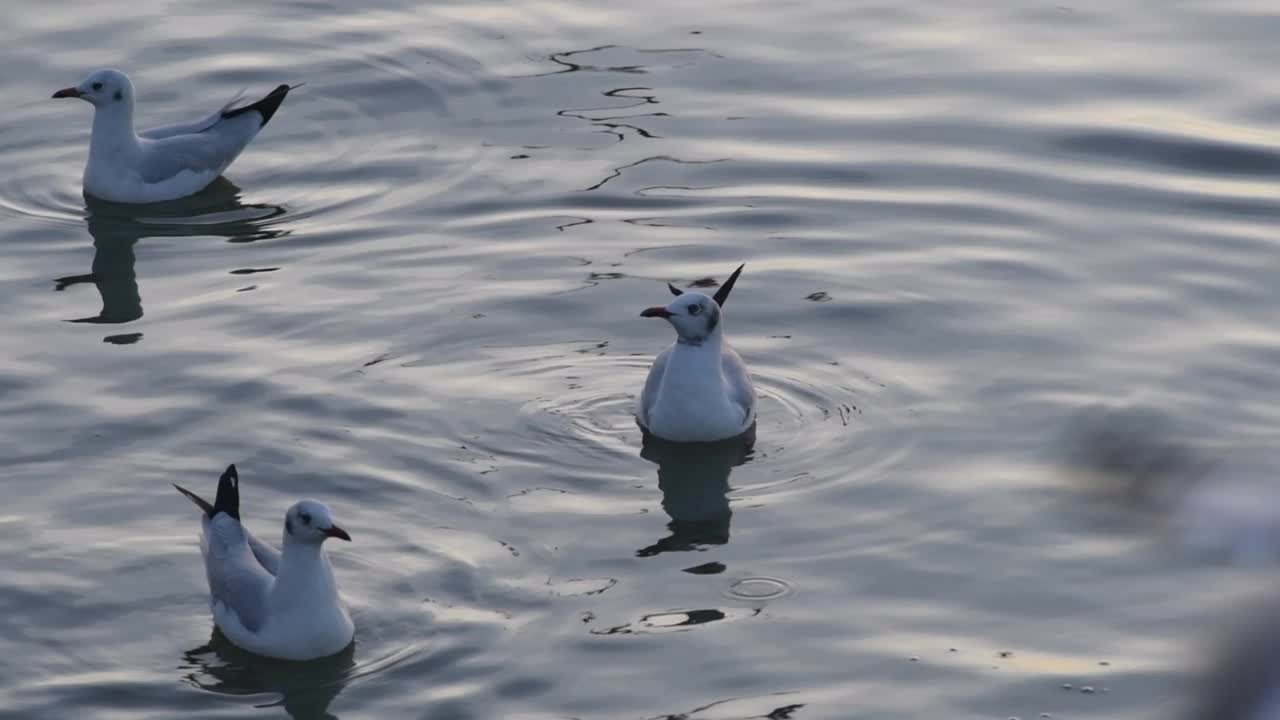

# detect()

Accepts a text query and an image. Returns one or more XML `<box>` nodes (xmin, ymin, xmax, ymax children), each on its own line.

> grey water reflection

<box><xmin>181</xmin><ymin>630</ymin><xmax>355</xmax><ymax>720</ymax></box>
<box><xmin>53</xmin><ymin>178</ymin><xmax>286</xmax><ymax>328</ymax></box>
<box><xmin>1060</xmin><ymin>404</ymin><xmax>1213</xmax><ymax>514</ymax></box>
<box><xmin>636</xmin><ymin>428</ymin><xmax>754</xmax><ymax>559</ymax></box>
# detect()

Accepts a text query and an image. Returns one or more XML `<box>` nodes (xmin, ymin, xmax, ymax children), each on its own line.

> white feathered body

<box><xmin>638</xmin><ymin>340</ymin><xmax>756</xmax><ymax>443</ymax></box>
<box><xmin>83</xmin><ymin>97</ymin><xmax>267</xmax><ymax>204</ymax></box>
<box><xmin>199</xmin><ymin>514</ymin><xmax>354</xmax><ymax>661</ymax></box>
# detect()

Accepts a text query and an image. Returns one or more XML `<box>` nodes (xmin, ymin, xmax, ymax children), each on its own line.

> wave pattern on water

<box><xmin>3</xmin><ymin>0</ymin><xmax>1280</xmax><ymax>718</ymax></box>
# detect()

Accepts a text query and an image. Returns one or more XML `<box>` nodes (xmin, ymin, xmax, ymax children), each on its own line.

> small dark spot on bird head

<box><xmin>113</xmin><ymin>90</ymin><xmax>123</xmax><ymax>101</ymax></box>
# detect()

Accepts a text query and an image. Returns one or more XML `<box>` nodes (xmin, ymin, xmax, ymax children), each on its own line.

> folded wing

<box><xmin>244</xmin><ymin>527</ymin><xmax>281</xmax><ymax>576</ymax></box>
<box><xmin>138</xmin><ymin>90</ymin><xmax>251</xmax><ymax>140</ymax></box>
<box><xmin>201</xmin><ymin>514</ymin><xmax>274</xmax><ymax>633</ymax></box>
<box><xmin>638</xmin><ymin>346</ymin><xmax>672</xmax><ymax>427</ymax></box>
<box><xmin>722</xmin><ymin>347</ymin><xmax>756</xmax><ymax>426</ymax></box>
<box><xmin>135</xmin><ymin>121</ymin><xmax>258</xmax><ymax>185</ymax></box>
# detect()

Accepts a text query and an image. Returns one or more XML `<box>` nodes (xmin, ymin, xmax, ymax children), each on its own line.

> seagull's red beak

<box><xmin>324</xmin><ymin>524</ymin><xmax>352</xmax><ymax>541</ymax></box>
<box><xmin>640</xmin><ymin>306</ymin><xmax>673</xmax><ymax>318</ymax></box>
<box><xmin>52</xmin><ymin>87</ymin><xmax>81</xmax><ymax>99</ymax></box>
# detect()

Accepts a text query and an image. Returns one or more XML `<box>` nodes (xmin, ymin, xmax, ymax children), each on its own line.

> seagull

<box><xmin>173</xmin><ymin>464</ymin><xmax>355</xmax><ymax>661</ymax></box>
<box><xmin>52</xmin><ymin>69</ymin><xmax>295</xmax><ymax>203</ymax></box>
<box><xmin>637</xmin><ymin>264</ymin><xmax>757</xmax><ymax>443</ymax></box>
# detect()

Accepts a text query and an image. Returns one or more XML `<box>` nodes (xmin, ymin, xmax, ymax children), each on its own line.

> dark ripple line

<box><xmin>644</xmin><ymin>692</ymin><xmax>807</xmax><ymax>720</ymax></box>
<box><xmin>582</xmin><ymin>156</ymin><xmax>728</xmax><ymax>192</ymax></box>
<box><xmin>555</xmin><ymin>217</ymin><xmax>594</xmax><ymax>232</ymax></box>
<box><xmin>513</xmin><ymin>44</ymin><xmax>644</xmax><ymax>78</ymax></box>
<box><xmin>558</xmin><ymin>87</ymin><xmax>667</xmax><ymax>142</ymax></box>
<box><xmin>1058</xmin><ymin>129</ymin><xmax>1280</xmax><ymax>177</ymax></box>
<box><xmin>513</xmin><ymin>45</ymin><xmax>721</xmax><ymax>79</ymax></box>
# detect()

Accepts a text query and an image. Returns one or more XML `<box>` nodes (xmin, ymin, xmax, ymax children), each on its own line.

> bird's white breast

<box><xmin>643</xmin><ymin>345</ymin><xmax>751</xmax><ymax>442</ymax></box>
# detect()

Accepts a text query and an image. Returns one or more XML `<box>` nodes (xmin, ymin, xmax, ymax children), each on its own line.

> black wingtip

<box><xmin>211</xmin><ymin>464</ymin><xmax>241</xmax><ymax>520</ymax></box>
<box><xmin>667</xmin><ymin>282</ymin><xmax>684</xmax><ymax>297</ymax></box>
<box><xmin>712</xmin><ymin>263</ymin><xmax>745</xmax><ymax>307</ymax></box>
<box><xmin>222</xmin><ymin>83</ymin><xmax>294</xmax><ymax>128</ymax></box>
<box><xmin>173</xmin><ymin>483</ymin><xmax>215</xmax><ymax>517</ymax></box>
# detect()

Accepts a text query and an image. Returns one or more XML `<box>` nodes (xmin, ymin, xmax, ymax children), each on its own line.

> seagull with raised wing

<box><xmin>53</xmin><ymin>69</ymin><xmax>295</xmax><ymax>203</ymax></box>
<box><xmin>173</xmin><ymin>464</ymin><xmax>354</xmax><ymax>661</ymax></box>
<box><xmin>637</xmin><ymin>264</ymin><xmax>757</xmax><ymax>443</ymax></box>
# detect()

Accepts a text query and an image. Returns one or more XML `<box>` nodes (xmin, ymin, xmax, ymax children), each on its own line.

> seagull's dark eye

<box><xmin>91</xmin><ymin>82</ymin><xmax>103</xmax><ymax>91</ymax></box>
<box><xmin>688</xmin><ymin>304</ymin><xmax>702</xmax><ymax>315</ymax></box>
<box><xmin>300</xmin><ymin>511</ymin><xmax>311</xmax><ymax>525</ymax></box>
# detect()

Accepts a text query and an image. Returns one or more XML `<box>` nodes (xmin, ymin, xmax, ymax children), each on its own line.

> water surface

<box><xmin>3</xmin><ymin>0</ymin><xmax>1280</xmax><ymax>718</ymax></box>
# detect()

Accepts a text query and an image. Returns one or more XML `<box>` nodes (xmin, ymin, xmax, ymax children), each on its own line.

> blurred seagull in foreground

<box><xmin>1063</xmin><ymin>405</ymin><xmax>1280</xmax><ymax>564</ymax></box>
<box><xmin>53</xmin><ymin>68</ymin><xmax>296</xmax><ymax>203</ymax></box>
<box><xmin>174</xmin><ymin>464</ymin><xmax>354</xmax><ymax>661</ymax></box>
<box><xmin>1063</xmin><ymin>405</ymin><xmax>1280</xmax><ymax>719</ymax></box>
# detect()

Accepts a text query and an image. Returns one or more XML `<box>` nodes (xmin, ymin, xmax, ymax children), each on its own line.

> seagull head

<box><xmin>284</xmin><ymin>500</ymin><xmax>352</xmax><ymax>545</ymax></box>
<box><xmin>52</xmin><ymin>68</ymin><xmax>134</xmax><ymax>108</ymax></box>
<box><xmin>641</xmin><ymin>264</ymin><xmax>744</xmax><ymax>346</ymax></box>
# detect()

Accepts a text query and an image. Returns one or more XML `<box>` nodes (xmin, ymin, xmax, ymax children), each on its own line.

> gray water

<box><xmin>3</xmin><ymin>0</ymin><xmax>1280</xmax><ymax>718</ymax></box>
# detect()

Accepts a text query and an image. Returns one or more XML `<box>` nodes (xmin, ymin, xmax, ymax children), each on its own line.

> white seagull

<box><xmin>53</xmin><ymin>69</ymin><xmax>295</xmax><ymax>203</ymax></box>
<box><xmin>173</xmin><ymin>464</ymin><xmax>355</xmax><ymax>661</ymax></box>
<box><xmin>637</xmin><ymin>264</ymin><xmax>757</xmax><ymax>443</ymax></box>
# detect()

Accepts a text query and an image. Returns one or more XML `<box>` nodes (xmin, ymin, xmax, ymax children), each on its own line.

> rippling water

<box><xmin>3</xmin><ymin>0</ymin><xmax>1280</xmax><ymax>718</ymax></box>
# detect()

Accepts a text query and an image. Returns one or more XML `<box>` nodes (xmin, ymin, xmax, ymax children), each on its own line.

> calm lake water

<box><xmin>3</xmin><ymin>0</ymin><xmax>1280</xmax><ymax>718</ymax></box>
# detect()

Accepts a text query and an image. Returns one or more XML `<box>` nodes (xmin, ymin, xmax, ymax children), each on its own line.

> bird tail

<box><xmin>212</xmin><ymin>464</ymin><xmax>240</xmax><ymax>520</ymax></box>
<box><xmin>221</xmin><ymin>83</ymin><xmax>301</xmax><ymax>128</ymax></box>
<box><xmin>173</xmin><ymin>464</ymin><xmax>241</xmax><ymax>520</ymax></box>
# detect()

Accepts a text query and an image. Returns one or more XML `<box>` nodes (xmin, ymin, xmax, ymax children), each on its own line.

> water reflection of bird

<box><xmin>181</xmin><ymin>628</ymin><xmax>354</xmax><ymax>720</ymax></box>
<box><xmin>636</xmin><ymin>429</ymin><xmax>753</xmax><ymax>558</ymax></box>
<box><xmin>53</xmin><ymin>177</ymin><xmax>286</xmax><ymax>327</ymax></box>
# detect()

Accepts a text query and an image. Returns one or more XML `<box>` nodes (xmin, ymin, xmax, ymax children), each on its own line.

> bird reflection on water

<box><xmin>53</xmin><ymin>177</ymin><xmax>286</xmax><ymax>329</ymax></box>
<box><xmin>181</xmin><ymin>629</ymin><xmax>355</xmax><ymax>720</ymax></box>
<box><xmin>636</xmin><ymin>425</ymin><xmax>754</xmax><ymax>559</ymax></box>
